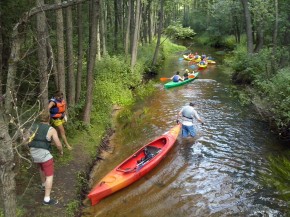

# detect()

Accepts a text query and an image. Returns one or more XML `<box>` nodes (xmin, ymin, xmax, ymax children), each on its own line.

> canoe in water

<box><xmin>87</xmin><ymin>124</ymin><xmax>181</xmax><ymax>206</ymax></box>
<box><xmin>164</xmin><ymin>72</ymin><xmax>199</xmax><ymax>89</ymax></box>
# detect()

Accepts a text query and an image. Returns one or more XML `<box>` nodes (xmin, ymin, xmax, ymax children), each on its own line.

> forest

<box><xmin>0</xmin><ymin>0</ymin><xmax>290</xmax><ymax>216</ymax></box>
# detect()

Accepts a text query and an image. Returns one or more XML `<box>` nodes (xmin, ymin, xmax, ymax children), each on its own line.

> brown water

<box><xmin>82</xmin><ymin>49</ymin><xmax>289</xmax><ymax>217</ymax></box>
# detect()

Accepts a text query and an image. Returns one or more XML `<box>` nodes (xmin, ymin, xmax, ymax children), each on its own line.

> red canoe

<box><xmin>87</xmin><ymin>124</ymin><xmax>181</xmax><ymax>206</ymax></box>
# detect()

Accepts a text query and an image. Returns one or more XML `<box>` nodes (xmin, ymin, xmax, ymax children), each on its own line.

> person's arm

<box><xmin>48</xmin><ymin>100</ymin><xmax>55</xmax><ymax>110</ymax></box>
<box><xmin>49</xmin><ymin>128</ymin><xmax>63</xmax><ymax>155</ymax></box>
<box><xmin>193</xmin><ymin>110</ymin><xmax>204</xmax><ymax>124</ymax></box>
<box><xmin>176</xmin><ymin>110</ymin><xmax>182</xmax><ymax>124</ymax></box>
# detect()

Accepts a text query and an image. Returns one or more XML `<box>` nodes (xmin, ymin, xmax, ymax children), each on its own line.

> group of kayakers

<box><xmin>185</xmin><ymin>51</ymin><xmax>217</xmax><ymax>67</ymax></box>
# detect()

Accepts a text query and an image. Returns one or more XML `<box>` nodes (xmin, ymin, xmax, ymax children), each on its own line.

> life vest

<box><xmin>49</xmin><ymin>97</ymin><xmax>66</xmax><ymax>118</ymax></box>
<box><xmin>29</xmin><ymin>123</ymin><xmax>52</xmax><ymax>150</ymax></box>
<box><xmin>173</xmin><ymin>75</ymin><xmax>180</xmax><ymax>82</ymax></box>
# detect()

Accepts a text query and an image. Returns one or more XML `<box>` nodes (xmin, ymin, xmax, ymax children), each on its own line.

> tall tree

<box><xmin>55</xmin><ymin>0</ymin><xmax>66</xmax><ymax>96</ymax></box>
<box><xmin>65</xmin><ymin>5</ymin><xmax>75</xmax><ymax>106</ymax></box>
<box><xmin>152</xmin><ymin>0</ymin><xmax>164</xmax><ymax>66</ymax></box>
<box><xmin>100</xmin><ymin>0</ymin><xmax>107</xmax><ymax>55</ymax></box>
<box><xmin>113</xmin><ymin>0</ymin><xmax>118</xmax><ymax>51</ymax></box>
<box><xmin>125</xmin><ymin>0</ymin><xmax>132</xmax><ymax>55</ymax></box>
<box><xmin>147</xmin><ymin>0</ymin><xmax>153</xmax><ymax>44</ymax></box>
<box><xmin>0</xmin><ymin>11</ymin><xmax>3</xmax><ymax>100</ymax></box>
<box><xmin>240</xmin><ymin>0</ymin><xmax>254</xmax><ymax>53</ymax></box>
<box><xmin>272</xmin><ymin>0</ymin><xmax>278</xmax><ymax>53</ymax></box>
<box><xmin>36</xmin><ymin>0</ymin><xmax>49</xmax><ymax>108</ymax></box>
<box><xmin>130</xmin><ymin>0</ymin><xmax>141</xmax><ymax>68</ymax></box>
<box><xmin>83</xmin><ymin>0</ymin><xmax>99</xmax><ymax>124</ymax></box>
<box><xmin>76</xmin><ymin>2</ymin><xmax>83</xmax><ymax>104</ymax></box>
<box><xmin>0</xmin><ymin>110</ymin><xmax>15</xmax><ymax>217</ymax></box>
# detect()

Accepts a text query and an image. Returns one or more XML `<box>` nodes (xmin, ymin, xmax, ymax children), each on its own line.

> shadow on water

<box><xmin>82</xmin><ymin>46</ymin><xmax>290</xmax><ymax>217</ymax></box>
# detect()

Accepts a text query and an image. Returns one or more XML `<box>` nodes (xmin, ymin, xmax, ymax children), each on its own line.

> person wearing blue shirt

<box><xmin>170</xmin><ymin>71</ymin><xmax>184</xmax><ymax>82</ymax></box>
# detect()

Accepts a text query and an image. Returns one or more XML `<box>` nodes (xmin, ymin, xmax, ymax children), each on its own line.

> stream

<box><xmin>82</xmin><ymin>46</ymin><xmax>289</xmax><ymax>217</ymax></box>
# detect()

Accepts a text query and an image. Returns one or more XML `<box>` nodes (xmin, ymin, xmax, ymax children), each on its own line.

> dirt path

<box><xmin>18</xmin><ymin>142</ymin><xmax>92</xmax><ymax>217</ymax></box>
<box><xmin>18</xmin><ymin>110</ymin><xmax>120</xmax><ymax>217</ymax></box>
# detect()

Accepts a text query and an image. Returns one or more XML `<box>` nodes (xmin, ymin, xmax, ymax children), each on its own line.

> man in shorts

<box><xmin>29</xmin><ymin>111</ymin><xmax>63</xmax><ymax>205</ymax></box>
<box><xmin>177</xmin><ymin>102</ymin><xmax>204</xmax><ymax>138</ymax></box>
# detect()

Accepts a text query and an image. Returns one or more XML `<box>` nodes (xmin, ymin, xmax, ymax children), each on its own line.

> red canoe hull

<box><xmin>87</xmin><ymin>124</ymin><xmax>181</xmax><ymax>206</ymax></box>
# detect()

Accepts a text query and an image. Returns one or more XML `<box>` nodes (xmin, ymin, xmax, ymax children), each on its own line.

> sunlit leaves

<box><xmin>164</xmin><ymin>22</ymin><xmax>196</xmax><ymax>39</ymax></box>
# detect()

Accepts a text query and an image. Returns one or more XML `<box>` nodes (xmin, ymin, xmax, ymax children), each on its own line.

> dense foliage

<box><xmin>164</xmin><ymin>22</ymin><xmax>196</xmax><ymax>39</ymax></box>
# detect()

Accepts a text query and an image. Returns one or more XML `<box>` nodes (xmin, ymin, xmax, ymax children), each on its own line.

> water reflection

<box><xmin>82</xmin><ymin>52</ymin><xmax>289</xmax><ymax>216</ymax></box>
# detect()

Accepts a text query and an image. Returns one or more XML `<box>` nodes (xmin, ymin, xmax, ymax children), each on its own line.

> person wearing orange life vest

<box><xmin>48</xmin><ymin>90</ymin><xmax>72</xmax><ymax>150</ymax></box>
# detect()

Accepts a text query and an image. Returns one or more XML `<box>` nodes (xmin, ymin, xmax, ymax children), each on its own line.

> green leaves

<box><xmin>164</xmin><ymin>22</ymin><xmax>196</xmax><ymax>39</ymax></box>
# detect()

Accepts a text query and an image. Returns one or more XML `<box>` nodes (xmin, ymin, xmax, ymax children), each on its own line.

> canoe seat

<box><xmin>146</xmin><ymin>146</ymin><xmax>161</xmax><ymax>156</ymax></box>
<box><xmin>139</xmin><ymin>146</ymin><xmax>161</xmax><ymax>163</ymax></box>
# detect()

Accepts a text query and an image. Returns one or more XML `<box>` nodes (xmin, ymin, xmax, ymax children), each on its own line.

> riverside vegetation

<box><xmin>2</xmin><ymin>38</ymin><xmax>186</xmax><ymax>217</ymax></box>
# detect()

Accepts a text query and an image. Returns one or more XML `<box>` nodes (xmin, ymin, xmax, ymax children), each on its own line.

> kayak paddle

<box><xmin>160</xmin><ymin>77</ymin><xmax>171</xmax><ymax>81</ymax></box>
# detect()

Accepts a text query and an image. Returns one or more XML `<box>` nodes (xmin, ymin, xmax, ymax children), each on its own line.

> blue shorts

<box><xmin>182</xmin><ymin>125</ymin><xmax>196</xmax><ymax>138</ymax></box>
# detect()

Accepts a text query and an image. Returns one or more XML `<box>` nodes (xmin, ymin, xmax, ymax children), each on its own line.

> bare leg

<box><xmin>44</xmin><ymin>175</ymin><xmax>53</xmax><ymax>198</ymax></box>
<box><xmin>57</xmin><ymin>124</ymin><xmax>72</xmax><ymax>150</ymax></box>
<box><xmin>39</xmin><ymin>168</ymin><xmax>46</xmax><ymax>185</ymax></box>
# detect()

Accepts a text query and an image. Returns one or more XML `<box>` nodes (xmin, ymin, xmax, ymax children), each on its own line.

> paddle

<box><xmin>160</xmin><ymin>77</ymin><xmax>171</xmax><ymax>81</ymax></box>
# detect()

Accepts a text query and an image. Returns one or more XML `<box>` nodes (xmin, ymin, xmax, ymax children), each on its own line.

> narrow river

<box><xmin>82</xmin><ymin>48</ymin><xmax>289</xmax><ymax>217</ymax></box>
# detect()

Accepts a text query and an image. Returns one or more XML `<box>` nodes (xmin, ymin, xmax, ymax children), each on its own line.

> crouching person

<box><xmin>28</xmin><ymin>110</ymin><xmax>63</xmax><ymax>205</ymax></box>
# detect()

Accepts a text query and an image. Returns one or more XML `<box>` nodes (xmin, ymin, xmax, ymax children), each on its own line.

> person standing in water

<box><xmin>177</xmin><ymin>102</ymin><xmax>204</xmax><ymax>138</ymax></box>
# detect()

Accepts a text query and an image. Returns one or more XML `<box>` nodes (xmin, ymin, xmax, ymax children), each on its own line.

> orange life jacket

<box><xmin>49</xmin><ymin>98</ymin><xmax>66</xmax><ymax>118</ymax></box>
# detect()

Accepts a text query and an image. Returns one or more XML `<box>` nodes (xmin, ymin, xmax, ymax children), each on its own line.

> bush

<box><xmin>256</xmin><ymin>67</ymin><xmax>290</xmax><ymax>127</ymax></box>
<box><xmin>225</xmin><ymin>46</ymin><xmax>273</xmax><ymax>85</ymax></box>
<box><xmin>164</xmin><ymin>22</ymin><xmax>196</xmax><ymax>39</ymax></box>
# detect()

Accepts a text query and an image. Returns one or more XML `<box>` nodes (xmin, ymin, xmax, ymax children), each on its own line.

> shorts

<box><xmin>182</xmin><ymin>124</ymin><xmax>196</xmax><ymax>138</ymax></box>
<box><xmin>38</xmin><ymin>158</ymin><xmax>54</xmax><ymax>176</ymax></box>
<box><xmin>50</xmin><ymin>118</ymin><xmax>65</xmax><ymax>127</ymax></box>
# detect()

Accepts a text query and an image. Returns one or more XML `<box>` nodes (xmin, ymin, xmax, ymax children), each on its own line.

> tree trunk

<box><xmin>254</xmin><ymin>26</ymin><xmax>264</xmax><ymax>53</ymax></box>
<box><xmin>36</xmin><ymin>0</ymin><xmax>49</xmax><ymax>108</ymax></box>
<box><xmin>125</xmin><ymin>0</ymin><xmax>131</xmax><ymax>55</ymax></box>
<box><xmin>76</xmin><ymin>3</ymin><xmax>83</xmax><ymax>104</ymax></box>
<box><xmin>130</xmin><ymin>0</ymin><xmax>135</xmax><ymax>52</ymax></box>
<box><xmin>0</xmin><ymin>110</ymin><xmax>16</xmax><ymax>217</ymax></box>
<box><xmin>271</xmin><ymin>0</ymin><xmax>279</xmax><ymax>73</ymax></box>
<box><xmin>0</xmin><ymin>9</ymin><xmax>17</xmax><ymax>217</ymax></box>
<box><xmin>240</xmin><ymin>0</ymin><xmax>254</xmax><ymax>53</ymax></box>
<box><xmin>65</xmin><ymin>5</ymin><xmax>75</xmax><ymax>106</ymax></box>
<box><xmin>130</xmin><ymin>0</ymin><xmax>141</xmax><ymax>69</ymax></box>
<box><xmin>272</xmin><ymin>0</ymin><xmax>278</xmax><ymax>53</ymax></box>
<box><xmin>142</xmin><ymin>2</ymin><xmax>148</xmax><ymax>44</ymax></box>
<box><xmin>55</xmin><ymin>0</ymin><xmax>66</xmax><ymax>96</ymax></box>
<box><xmin>147</xmin><ymin>0</ymin><xmax>152</xmax><ymax>44</ymax></box>
<box><xmin>100</xmin><ymin>0</ymin><xmax>107</xmax><ymax>55</ymax></box>
<box><xmin>46</xmin><ymin>33</ymin><xmax>59</xmax><ymax>89</ymax></box>
<box><xmin>97</xmin><ymin>19</ymin><xmax>101</xmax><ymax>60</ymax></box>
<box><xmin>83</xmin><ymin>0</ymin><xmax>99</xmax><ymax>124</ymax></box>
<box><xmin>114</xmin><ymin>0</ymin><xmax>118</xmax><ymax>51</ymax></box>
<box><xmin>152</xmin><ymin>0</ymin><xmax>164</xmax><ymax>66</ymax></box>
<box><xmin>0</xmin><ymin>12</ymin><xmax>3</xmax><ymax>101</ymax></box>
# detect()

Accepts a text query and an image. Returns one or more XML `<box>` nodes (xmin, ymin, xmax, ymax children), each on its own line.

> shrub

<box><xmin>164</xmin><ymin>22</ymin><xmax>196</xmax><ymax>39</ymax></box>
